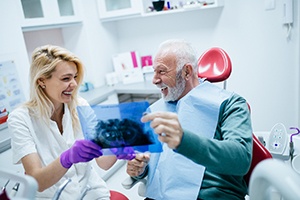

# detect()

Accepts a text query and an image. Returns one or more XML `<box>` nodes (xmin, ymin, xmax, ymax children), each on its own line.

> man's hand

<box><xmin>126</xmin><ymin>153</ymin><xmax>150</xmax><ymax>177</ymax></box>
<box><xmin>141</xmin><ymin>111</ymin><xmax>183</xmax><ymax>149</ymax></box>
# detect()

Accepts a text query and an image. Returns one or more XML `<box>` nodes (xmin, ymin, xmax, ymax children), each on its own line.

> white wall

<box><xmin>62</xmin><ymin>0</ymin><xmax>120</xmax><ymax>87</ymax></box>
<box><xmin>0</xmin><ymin>0</ymin><xmax>30</xmax><ymax>100</ymax></box>
<box><xmin>1</xmin><ymin>0</ymin><xmax>299</xmax><ymax>132</ymax></box>
<box><xmin>23</xmin><ymin>29</ymin><xmax>65</xmax><ymax>61</ymax></box>
<box><xmin>111</xmin><ymin>0</ymin><xmax>300</xmax><ymax>132</ymax></box>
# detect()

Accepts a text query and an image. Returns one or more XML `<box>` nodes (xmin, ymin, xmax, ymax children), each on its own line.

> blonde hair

<box><xmin>25</xmin><ymin>45</ymin><xmax>84</xmax><ymax>132</ymax></box>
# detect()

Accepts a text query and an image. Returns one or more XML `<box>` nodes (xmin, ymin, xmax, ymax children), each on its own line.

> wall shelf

<box><xmin>141</xmin><ymin>2</ymin><xmax>223</xmax><ymax>17</ymax></box>
<box><xmin>97</xmin><ymin>0</ymin><xmax>224</xmax><ymax>22</ymax></box>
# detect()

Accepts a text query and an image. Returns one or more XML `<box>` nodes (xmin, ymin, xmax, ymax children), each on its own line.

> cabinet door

<box><xmin>20</xmin><ymin>0</ymin><xmax>81</xmax><ymax>31</ymax></box>
<box><xmin>97</xmin><ymin>0</ymin><xmax>142</xmax><ymax>20</ymax></box>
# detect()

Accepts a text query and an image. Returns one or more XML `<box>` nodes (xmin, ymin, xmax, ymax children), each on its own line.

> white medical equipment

<box><xmin>249</xmin><ymin>159</ymin><xmax>300</xmax><ymax>200</ymax></box>
<box><xmin>0</xmin><ymin>169</ymin><xmax>38</xmax><ymax>200</ymax></box>
<box><xmin>257</xmin><ymin>123</ymin><xmax>300</xmax><ymax>172</ymax></box>
<box><xmin>253</xmin><ymin>123</ymin><xmax>300</xmax><ymax>199</ymax></box>
<box><xmin>268</xmin><ymin>123</ymin><xmax>289</xmax><ymax>159</ymax></box>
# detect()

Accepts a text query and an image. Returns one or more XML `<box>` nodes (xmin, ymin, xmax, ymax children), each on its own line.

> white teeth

<box><xmin>63</xmin><ymin>91</ymin><xmax>72</xmax><ymax>95</ymax></box>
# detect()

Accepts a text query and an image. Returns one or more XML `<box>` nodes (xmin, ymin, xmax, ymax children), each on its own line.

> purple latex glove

<box><xmin>60</xmin><ymin>140</ymin><xmax>102</xmax><ymax>168</ymax></box>
<box><xmin>111</xmin><ymin>147</ymin><xmax>136</xmax><ymax>160</ymax></box>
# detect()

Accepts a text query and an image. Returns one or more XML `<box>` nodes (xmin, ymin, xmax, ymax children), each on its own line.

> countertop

<box><xmin>80</xmin><ymin>81</ymin><xmax>160</xmax><ymax>105</ymax></box>
<box><xmin>0</xmin><ymin>81</ymin><xmax>160</xmax><ymax>153</ymax></box>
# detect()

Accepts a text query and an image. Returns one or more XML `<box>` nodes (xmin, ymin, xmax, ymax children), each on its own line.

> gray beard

<box><xmin>164</xmin><ymin>73</ymin><xmax>186</xmax><ymax>102</ymax></box>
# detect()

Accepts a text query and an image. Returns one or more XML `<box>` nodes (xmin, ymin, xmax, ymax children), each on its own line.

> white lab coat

<box><xmin>8</xmin><ymin>97</ymin><xmax>110</xmax><ymax>200</ymax></box>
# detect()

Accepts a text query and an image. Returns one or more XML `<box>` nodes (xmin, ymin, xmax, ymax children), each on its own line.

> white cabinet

<box><xmin>19</xmin><ymin>0</ymin><xmax>82</xmax><ymax>31</ymax></box>
<box><xmin>97</xmin><ymin>0</ymin><xmax>224</xmax><ymax>22</ymax></box>
<box><xmin>97</xmin><ymin>0</ymin><xmax>143</xmax><ymax>20</ymax></box>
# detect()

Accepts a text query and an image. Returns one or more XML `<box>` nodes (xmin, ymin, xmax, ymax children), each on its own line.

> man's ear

<box><xmin>183</xmin><ymin>64</ymin><xmax>193</xmax><ymax>79</ymax></box>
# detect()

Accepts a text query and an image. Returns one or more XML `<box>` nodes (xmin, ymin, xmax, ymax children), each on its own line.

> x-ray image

<box><xmin>93</xmin><ymin>118</ymin><xmax>154</xmax><ymax>148</ymax></box>
<box><xmin>77</xmin><ymin>101</ymin><xmax>162</xmax><ymax>155</ymax></box>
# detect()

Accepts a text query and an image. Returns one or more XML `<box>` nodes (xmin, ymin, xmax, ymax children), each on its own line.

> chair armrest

<box><xmin>122</xmin><ymin>177</ymin><xmax>139</xmax><ymax>190</ymax></box>
<box><xmin>121</xmin><ymin>176</ymin><xmax>147</xmax><ymax>197</ymax></box>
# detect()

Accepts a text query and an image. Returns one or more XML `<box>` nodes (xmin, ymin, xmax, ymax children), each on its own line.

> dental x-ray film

<box><xmin>77</xmin><ymin>101</ymin><xmax>162</xmax><ymax>155</ymax></box>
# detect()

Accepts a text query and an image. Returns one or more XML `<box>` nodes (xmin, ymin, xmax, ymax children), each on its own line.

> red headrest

<box><xmin>198</xmin><ymin>47</ymin><xmax>232</xmax><ymax>82</ymax></box>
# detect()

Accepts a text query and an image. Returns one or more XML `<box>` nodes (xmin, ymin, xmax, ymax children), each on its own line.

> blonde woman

<box><xmin>8</xmin><ymin>45</ymin><xmax>132</xmax><ymax>199</ymax></box>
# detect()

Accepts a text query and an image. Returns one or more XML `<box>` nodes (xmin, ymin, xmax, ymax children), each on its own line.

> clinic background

<box><xmin>0</xmin><ymin>0</ymin><xmax>299</xmax><ymax>133</ymax></box>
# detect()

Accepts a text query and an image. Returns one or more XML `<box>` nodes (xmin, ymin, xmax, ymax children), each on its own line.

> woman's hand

<box><xmin>60</xmin><ymin>140</ymin><xmax>102</xmax><ymax>168</ymax></box>
<box><xmin>111</xmin><ymin>147</ymin><xmax>136</xmax><ymax>160</ymax></box>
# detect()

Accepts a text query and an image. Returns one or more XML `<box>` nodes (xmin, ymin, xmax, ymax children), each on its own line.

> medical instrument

<box><xmin>266</xmin><ymin>124</ymin><xmax>300</xmax><ymax>161</ymax></box>
<box><xmin>52</xmin><ymin>178</ymin><xmax>71</xmax><ymax>200</ymax></box>
<box><xmin>9</xmin><ymin>182</ymin><xmax>20</xmax><ymax>197</ymax></box>
<box><xmin>0</xmin><ymin>179</ymin><xmax>10</xmax><ymax>199</ymax></box>
<box><xmin>1</xmin><ymin>179</ymin><xmax>10</xmax><ymax>191</ymax></box>
<box><xmin>289</xmin><ymin>127</ymin><xmax>300</xmax><ymax>161</ymax></box>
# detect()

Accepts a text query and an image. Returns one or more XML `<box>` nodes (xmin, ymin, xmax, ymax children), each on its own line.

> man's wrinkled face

<box><xmin>152</xmin><ymin>54</ymin><xmax>186</xmax><ymax>102</ymax></box>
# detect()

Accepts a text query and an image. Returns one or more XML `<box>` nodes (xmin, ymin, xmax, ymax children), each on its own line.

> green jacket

<box><xmin>176</xmin><ymin>93</ymin><xmax>253</xmax><ymax>200</ymax></box>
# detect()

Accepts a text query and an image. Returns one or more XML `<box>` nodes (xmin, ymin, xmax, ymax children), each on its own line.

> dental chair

<box><xmin>122</xmin><ymin>47</ymin><xmax>273</xmax><ymax>195</ymax></box>
<box><xmin>110</xmin><ymin>190</ymin><xmax>129</xmax><ymax>200</ymax></box>
<box><xmin>197</xmin><ymin>47</ymin><xmax>273</xmax><ymax>187</ymax></box>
